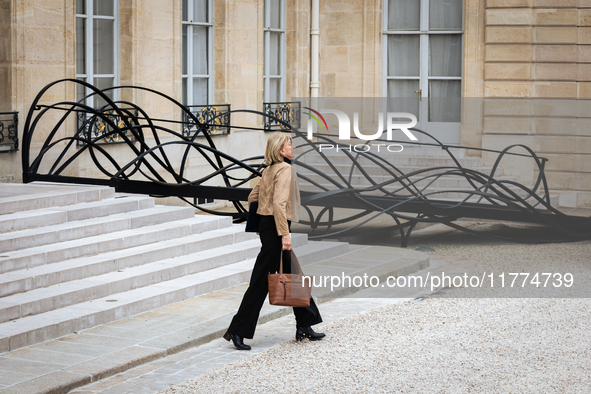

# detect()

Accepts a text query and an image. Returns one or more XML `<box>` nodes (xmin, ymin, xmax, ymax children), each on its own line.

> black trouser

<box><xmin>228</xmin><ymin>215</ymin><xmax>322</xmax><ymax>339</ymax></box>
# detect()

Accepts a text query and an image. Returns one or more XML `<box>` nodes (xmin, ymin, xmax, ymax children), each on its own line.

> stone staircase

<box><xmin>297</xmin><ymin>146</ymin><xmax>552</xmax><ymax>204</ymax></box>
<box><xmin>0</xmin><ymin>183</ymin><xmax>348</xmax><ymax>353</ymax></box>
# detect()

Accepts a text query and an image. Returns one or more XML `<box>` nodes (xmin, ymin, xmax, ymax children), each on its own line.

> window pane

<box><xmin>429</xmin><ymin>80</ymin><xmax>461</xmax><ymax>122</ymax></box>
<box><xmin>270</xmin><ymin>0</ymin><xmax>281</xmax><ymax>29</ymax></box>
<box><xmin>429</xmin><ymin>34</ymin><xmax>462</xmax><ymax>77</ymax></box>
<box><xmin>269</xmin><ymin>78</ymin><xmax>281</xmax><ymax>102</ymax></box>
<box><xmin>387</xmin><ymin>35</ymin><xmax>419</xmax><ymax>77</ymax></box>
<box><xmin>387</xmin><ymin>80</ymin><xmax>419</xmax><ymax>121</ymax></box>
<box><xmin>93</xmin><ymin>19</ymin><xmax>114</xmax><ymax>74</ymax></box>
<box><xmin>388</xmin><ymin>0</ymin><xmax>419</xmax><ymax>31</ymax></box>
<box><xmin>192</xmin><ymin>26</ymin><xmax>208</xmax><ymax>75</ymax></box>
<box><xmin>77</xmin><ymin>0</ymin><xmax>85</xmax><ymax>14</ymax></box>
<box><xmin>94</xmin><ymin>0</ymin><xmax>114</xmax><ymax>16</ymax></box>
<box><xmin>182</xmin><ymin>25</ymin><xmax>188</xmax><ymax>75</ymax></box>
<box><xmin>76</xmin><ymin>77</ymin><xmax>87</xmax><ymax>104</ymax></box>
<box><xmin>182</xmin><ymin>78</ymin><xmax>188</xmax><ymax>105</ymax></box>
<box><xmin>193</xmin><ymin>78</ymin><xmax>208</xmax><ymax>104</ymax></box>
<box><xmin>430</xmin><ymin>0</ymin><xmax>462</xmax><ymax>31</ymax></box>
<box><xmin>182</xmin><ymin>0</ymin><xmax>188</xmax><ymax>21</ymax></box>
<box><xmin>193</xmin><ymin>0</ymin><xmax>208</xmax><ymax>23</ymax></box>
<box><xmin>269</xmin><ymin>32</ymin><xmax>281</xmax><ymax>75</ymax></box>
<box><xmin>94</xmin><ymin>77</ymin><xmax>115</xmax><ymax>108</ymax></box>
<box><xmin>76</xmin><ymin>18</ymin><xmax>86</xmax><ymax>75</ymax></box>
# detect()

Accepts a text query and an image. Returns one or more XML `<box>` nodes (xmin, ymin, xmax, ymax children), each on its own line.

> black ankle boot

<box><xmin>295</xmin><ymin>326</ymin><xmax>325</xmax><ymax>342</ymax></box>
<box><xmin>223</xmin><ymin>331</ymin><xmax>251</xmax><ymax>350</ymax></box>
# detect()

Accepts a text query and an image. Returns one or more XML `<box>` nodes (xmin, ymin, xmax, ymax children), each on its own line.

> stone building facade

<box><xmin>478</xmin><ymin>0</ymin><xmax>591</xmax><ymax>208</ymax></box>
<box><xmin>1</xmin><ymin>0</ymin><xmax>590</xmax><ymax>207</ymax></box>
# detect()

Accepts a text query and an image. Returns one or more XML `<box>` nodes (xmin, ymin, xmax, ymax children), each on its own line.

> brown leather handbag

<box><xmin>268</xmin><ymin>250</ymin><xmax>311</xmax><ymax>307</ymax></box>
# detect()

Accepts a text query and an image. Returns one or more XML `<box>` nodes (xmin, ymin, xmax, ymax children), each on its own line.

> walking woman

<box><xmin>224</xmin><ymin>133</ymin><xmax>325</xmax><ymax>350</ymax></box>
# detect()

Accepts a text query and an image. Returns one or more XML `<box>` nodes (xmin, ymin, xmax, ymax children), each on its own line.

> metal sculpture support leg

<box><xmin>389</xmin><ymin>213</ymin><xmax>426</xmax><ymax>247</ymax></box>
<box><xmin>402</xmin><ymin>218</ymin><xmax>421</xmax><ymax>247</ymax></box>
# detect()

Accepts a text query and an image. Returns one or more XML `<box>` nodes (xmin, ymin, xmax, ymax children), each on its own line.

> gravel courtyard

<box><xmin>161</xmin><ymin>225</ymin><xmax>591</xmax><ymax>394</ymax></box>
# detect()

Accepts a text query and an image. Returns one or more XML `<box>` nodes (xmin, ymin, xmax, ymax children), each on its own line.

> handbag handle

<box><xmin>279</xmin><ymin>250</ymin><xmax>304</xmax><ymax>277</ymax></box>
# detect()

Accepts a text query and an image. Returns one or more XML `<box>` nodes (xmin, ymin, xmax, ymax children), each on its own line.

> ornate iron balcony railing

<box><xmin>0</xmin><ymin>112</ymin><xmax>18</xmax><ymax>152</ymax></box>
<box><xmin>182</xmin><ymin>104</ymin><xmax>231</xmax><ymax>138</ymax></box>
<box><xmin>76</xmin><ymin>109</ymin><xmax>138</xmax><ymax>146</ymax></box>
<box><xmin>263</xmin><ymin>101</ymin><xmax>301</xmax><ymax>131</ymax></box>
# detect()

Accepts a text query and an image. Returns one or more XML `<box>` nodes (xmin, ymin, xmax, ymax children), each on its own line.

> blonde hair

<box><xmin>264</xmin><ymin>133</ymin><xmax>291</xmax><ymax>165</ymax></box>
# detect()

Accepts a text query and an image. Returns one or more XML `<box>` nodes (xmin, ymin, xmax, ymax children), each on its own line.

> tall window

<box><xmin>182</xmin><ymin>0</ymin><xmax>213</xmax><ymax>105</ymax></box>
<box><xmin>76</xmin><ymin>0</ymin><xmax>118</xmax><ymax>109</ymax></box>
<box><xmin>264</xmin><ymin>0</ymin><xmax>285</xmax><ymax>103</ymax></box>
<box><xmin>383</xmin><ymin>0</ymin><xmax>463</xmax><ymax>142</ymax></box>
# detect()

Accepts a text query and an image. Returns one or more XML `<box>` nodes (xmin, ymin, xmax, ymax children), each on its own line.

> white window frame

<box><xmin>382</xmin><ymin>0</ymin><xmax>463</xmax><ymax>143</ymax></box>
<box><xmin>263</xmin><ymin>0</ymin><xmax>286</xmax><ymax>103</ymax></box>
<box><xmin>182</xmin><ymin>0</ymin><xmax>214</xmax><ymax>105</ymax></box>
<box><xmin>76</xmin><ymin>0</ymin><xmax>119</xmax><ymax>108</ymax></box>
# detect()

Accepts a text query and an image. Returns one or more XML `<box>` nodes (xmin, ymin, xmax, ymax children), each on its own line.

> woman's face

<box><xmin>280</xmin><ymin>139</ymin><xmax>293</xmax><ymax>160</ymax></box>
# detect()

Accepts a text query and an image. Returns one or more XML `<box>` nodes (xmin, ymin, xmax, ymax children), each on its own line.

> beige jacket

<box><xmin>248</xmin><ymin>161</ymin><xmax>300</xmax><ymax>236</ymax></box>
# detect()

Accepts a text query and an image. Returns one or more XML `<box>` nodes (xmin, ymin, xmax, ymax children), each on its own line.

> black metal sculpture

<box><xmin>21</xmin><ymin>79</ymin><xmax>591</xmax><ymax>246</ymax></box>
<box><xmin>292</xmin><ymin>131</ymin><xmax>591</xmax><ymax>245</ymax></box>
<box><xmin>21</xmin><ymin>79</ymin><xmax>263</xmax><ymax>218</ymax></box>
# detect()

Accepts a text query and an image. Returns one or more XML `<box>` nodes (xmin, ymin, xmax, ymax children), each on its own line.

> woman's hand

<box><xmin>282</xmin><ymin>234</ymin><xmax>291</xmax><ymax>250</ymax></box>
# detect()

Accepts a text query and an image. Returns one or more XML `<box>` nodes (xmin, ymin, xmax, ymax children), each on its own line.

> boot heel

<box><xmin>296</xmin><ymin>326</ymin><xmax>325</xmax><ymax>341</ymax></box>
<box><xmin>295</xmin><ymin>333</ymin><xmax>305</xmax><ymax>342</ymax></box>
<box><xmin>224</xmin><ymin>331</ymin><xmax>251</xmax><ymax>350</ymax></box>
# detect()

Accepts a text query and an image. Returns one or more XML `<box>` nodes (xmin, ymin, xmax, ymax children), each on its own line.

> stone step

<box><xmin>296</xmin><ymin>163</ymin><xmax>495</xmax><ymax>178</ymax></box>
<box><xmin>298</xmin><ymin>172</ymin><xmax>519</xmax><ymax>190</ymax></box>
<box><xmin>401</xmin><ymin>146</ymin><xmax>466</xmax><ymax>158</ymax></box>
<box><xmin>305</xmin><ymin>246</ymin><xmax>430</xmax><ymax>299</ymax></box>
<box><xmin>526</xmin><ymin>194</ymin><xmax>560</xmax><ymax>208</ymax></box>
<box><xmin>299</xmin><ymin>181</ymin><xmax>533</xmax><ymax>200</ymax></box>
<box><xmin>0</xmin><ymin>203</ymin><xmax>194</xmax><ymax>253</ymax></box>
<box><xmin>0</xmin><ymin>193</ymin><xmax>155</xmax><ymax>235</ymax></box>
<box><xmin>300</xmin><ymin>154</ymin><xmax>482</xmax><ymax>167</ymax></box>
<box><xmin>0</xmin><ymin>224</ymin><xmax>307</xmax><ymax>300</ymax></box>
<box><xmin>0</xmin><ymin>183</ymin><xmax>114</xmax><ymax>215</ymax></box>
<box><xmin>0</xmin><ymin>225</ymin><xmax>275</xmax><ymax>298</ymax></box>
<box><xmin>49</xmin><ymin>195</ymin><xmax>155</xmax><ymax>222</ymax></box>
<box><xmin>301</xmin><ymin>146</ymin><xmax>467</xmax><ymax>158</ymax></box>
<box><xmin>0</xmin><ymin>237</ymin><xmax>349</xmax><ymax>352</ymax></box>
<box><xmin>0</xmin><ymin>232</ymin><xmax>262</xmax><ymax>323</ymax></box>
<box><xmin>292</xmin><ymin>240</ymin><xmax>349</xmax><ymax>265</ymax></box>
<box><xmin>0</xmin><ymin>209</ymin><xmax>69</xmax><ymax>234</ymax></box>
<box><xmin>0</xmin><ymin>215</ymin><xmax>232</xmax><ymax>274</ymax></box>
